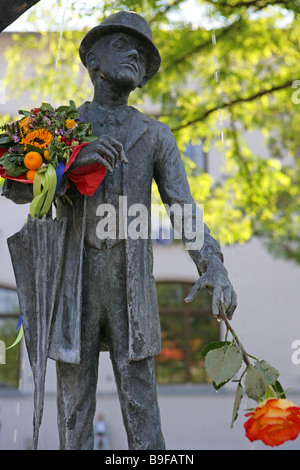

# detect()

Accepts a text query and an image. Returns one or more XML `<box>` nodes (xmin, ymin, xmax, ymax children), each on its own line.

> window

<box><xmin>0</xmin><ymin>286</ymin><xmax>20</xmax><ymax>387</ymax></box>
<box><xmin>155</xmin><ymin>282</ymin><xmax>220</xmax><ymax>384</ymax></box>
<box><xmin>184</xmin><ymin>142</ymin><xmax>207</xmax><ymax>173</ymax></box>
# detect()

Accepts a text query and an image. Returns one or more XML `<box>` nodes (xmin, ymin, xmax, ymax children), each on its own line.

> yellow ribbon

<box><xmin>6</xmin><ymin>325</ymin><xmax>24</xmax><ymax>350</ymax></box>
<box><xmin>29</xmin><ymin>164</ymin><xmax>57</xmax><ymax>219</ymax></box>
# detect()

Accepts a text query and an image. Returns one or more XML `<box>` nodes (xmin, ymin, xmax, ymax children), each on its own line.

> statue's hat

<box><xmin>79</xmin><ymin>11</ymin><xmax>161</xmax><ymax>80</ymax></box>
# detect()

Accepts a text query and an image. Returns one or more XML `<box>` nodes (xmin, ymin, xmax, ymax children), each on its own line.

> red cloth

<box><xmin>64</xmin><ymin>142</ymin><xmax>106</xmax><ymax>196</ymax></box>
<box><xmin>0</xmin><ymin>143</ymin><xmax>107</xmax><ymax>196</ymax></box>
<box><xmin>0</xmin><ymin>147</ymin><xmax>7</xmax><ymax>158</ymax></box>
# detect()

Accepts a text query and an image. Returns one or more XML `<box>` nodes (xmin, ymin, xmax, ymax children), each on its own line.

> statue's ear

<box><xmin>138</xmin><ymin>75</ymin><xmax>149</xmax><ymax>88</ymax></box>
<box><xmin>86</xmin><ymin>51</ymin><xmax>98</xmax><ymax>69</ymax></box>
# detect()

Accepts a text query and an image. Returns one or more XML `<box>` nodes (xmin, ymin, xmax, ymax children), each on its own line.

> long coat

<box><xmin>3</xmin><ymin>104</ymin><xmax>224</xmax><ymax>364</ymax></box>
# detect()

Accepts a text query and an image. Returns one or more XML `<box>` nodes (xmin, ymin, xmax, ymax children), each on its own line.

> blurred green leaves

<box><xmin>2</xmin><ymin>0</ymin><xmax>300</xmax><ymax>260</ymax></box>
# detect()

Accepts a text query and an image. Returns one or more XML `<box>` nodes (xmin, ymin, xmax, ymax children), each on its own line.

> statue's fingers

<box><xmin>96</xmin><ymin>142</ymin><xmax>118</xmax><ymax>168</ymax></box>
<box><xmin>212</xmin><ymin>283</ymin><xmax>222</xmax><ymax>317</ymax></box>
<box><xmin>120</xmin><ymin>147</ymin><xmax>128</xmax><ymax>164</ymax></box>
<box><xmin>223</xmin><ymin>285</ymin><xmax>232</xmax><ymax>314</ymax></box>
<box><xmin>105</xmin><ymin>136</ymin><xmax>128</xmax><ymax>164</ymax></box>
<box><xmin>184</xmin><ymin>276</ymin><xmax>207</xmax><ymax>303</ymax></box>
<box><xmin>226</xmin><ymin>288</ymin><xmax>237</xmax><ymax>320</ymax></box>
<box><xmin>90</xmin><ymin>153</ymin><xmax>113</xmax><ymax>173</ymax></box>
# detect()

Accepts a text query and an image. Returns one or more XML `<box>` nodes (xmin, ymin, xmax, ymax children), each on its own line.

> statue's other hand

<box><xmin>184</xmin><ymin>256</ymin><xmax>237</xmax><ymax>320</ymax></box>
<box><xmin>2</xmin><ymin>179</ymin><xmax>33</xmax><ymax>204</ymax></box>
<box><xmin>75</xmin><ymin>135</ymin><xmax>128</xmax><ymax>174</ymax></box>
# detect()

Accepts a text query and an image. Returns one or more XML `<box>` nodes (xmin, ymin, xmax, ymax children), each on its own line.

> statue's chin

<box><xmin>106</xmin><ymin>71</ymin><xmax>140</xmax><ymax>92</ymax></box>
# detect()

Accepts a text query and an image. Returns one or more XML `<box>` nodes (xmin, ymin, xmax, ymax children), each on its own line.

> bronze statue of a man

<box><xmin>3</xmin><ymin>11</ymin><xmax>237</xmax><ymax>450</ymax></box>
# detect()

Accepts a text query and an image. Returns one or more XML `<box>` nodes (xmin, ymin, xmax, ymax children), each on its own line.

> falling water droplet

<box><xmin>211</xmin><ymin>31</ymin><xmax>217</xmax><ymax>46</ymax></box>
<box><xmin>51</xmin><ymin>0</ymin><xmax>70</xmax><ymax>103</ymax></box>
<box><xmin>220</xmin><ymin>129</ymin><xmax>225</xmax><ymax>144</ymax></box>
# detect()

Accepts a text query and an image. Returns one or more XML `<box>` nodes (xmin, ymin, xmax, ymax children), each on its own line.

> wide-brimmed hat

<box><xmin>79</xmin><ymin>11</ymin><xmax>161</xmax><ymax>80</ymax></box>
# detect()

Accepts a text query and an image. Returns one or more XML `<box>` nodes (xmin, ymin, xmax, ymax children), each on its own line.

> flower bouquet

<box><xmin>203</xmin><ymin>306</ymin><xmax>300</xmax><ymax>447</ymax></box>
<box><xmin>0</xmin><ymin>100</ymin><xmax>105</xmax><ymax>218</ymax></box>
<box><xmin>0</xmin><ymin>101</ymin><xmax>105</xmax><ymax>450</ymax></box>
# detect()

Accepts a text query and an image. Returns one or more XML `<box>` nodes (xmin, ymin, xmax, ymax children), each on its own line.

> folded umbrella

<box><xmin>7</xmin><ymin>215</ymin><xmax>67</xmax><ymax>450</ymax></box>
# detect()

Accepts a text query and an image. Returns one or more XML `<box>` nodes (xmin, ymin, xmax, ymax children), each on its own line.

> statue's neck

<box><xmin>92</xmin><ymin>79</ymin><xmax>130</xmax><ymax>110</ymax></box>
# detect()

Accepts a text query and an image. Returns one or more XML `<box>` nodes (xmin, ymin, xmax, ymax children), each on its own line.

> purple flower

<box><xmin>42</xmin><ymin>116</ymin><xmax>52</xmax><ymax>127</ymax></box>
<box><xmin>55</xmin><ymin>128</ymin><xmax>64</xmax><ymax>135</ymax></box>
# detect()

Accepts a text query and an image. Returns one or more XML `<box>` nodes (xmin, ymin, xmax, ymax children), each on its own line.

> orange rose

<box><xmin>244</xmin><ymin>398</ymin><xmax>300</xmax><ymax>447</ymax></box>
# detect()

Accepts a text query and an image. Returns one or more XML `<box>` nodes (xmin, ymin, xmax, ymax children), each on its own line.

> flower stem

<box><xmin>219</xmin><ymin>305</ymin><xmax>251</xmax><ymax>367</ymax></box>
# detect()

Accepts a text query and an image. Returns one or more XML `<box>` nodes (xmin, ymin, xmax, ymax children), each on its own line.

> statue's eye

<box><xmin>110</xmin><ymin>38</ymin><xmax>130</xmax><ymax>51</ymax></box>
<box><xmin>138</xmin><ymin>48</ymin><xmax>147</xmax><ymax>62</ymax></box>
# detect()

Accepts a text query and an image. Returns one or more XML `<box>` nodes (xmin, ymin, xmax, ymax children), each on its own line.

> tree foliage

<box><xmin>2</xmin><ymin>0</ymin><xmax>300</xmax><ymax>261</ymax></box>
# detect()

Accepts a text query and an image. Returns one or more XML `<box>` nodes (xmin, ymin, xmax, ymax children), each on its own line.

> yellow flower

<box><xmin>65</xmin><ymin>119</ymin><xmax>76</xmax><ymax>129</ymax></box>
<box><xmin>20</xmin><ymin>128</ymin><xmax>53</xmax><ymax>150</ymax></box>
<box><xmin>19</xmin><ymin>116</ymin><xmax>31</xmax><ymax>136</ymax></box>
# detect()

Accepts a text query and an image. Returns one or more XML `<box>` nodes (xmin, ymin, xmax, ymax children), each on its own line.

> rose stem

<box><xmin>219</xmin><ymin>305</ymin><xmax>251</xmax><ymax>367</ymax></box>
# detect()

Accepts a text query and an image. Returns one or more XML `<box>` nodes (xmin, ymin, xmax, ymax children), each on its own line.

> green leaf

<box><xmin>55</xmin><ymin>105</ymin><xmax>69</xmax><ymax>113</ymax></box>
<box><xmin>0</xmin><ymin>135</ymin><xmax>13</xmax><ymax>145</ymax></box>
<box><xmin>0</xmin><ymin>151</ymin><xmax>9</xmax><ymax>161</ymax></box>
<box><xmin>264</xmin><ymin>385</ymin><xmax>276</xmax><ymax>399</ymax></box>
<box><xmin>212</xmin><ymin>380</ymin><xmax>228</xmax><ymax>391</ymax></box>
<box><xmin>18</xmin><ymin>109</ymin><xmax>31</xmax><ymax>117</ymax></box>
<box><xmin>0</xmin><ymin>156</ymin><xmax>27</xmax><ymax>177</ymax></box>
<box><xmin>201</xmin><ymin>341</ymin><xmax>230</xmax><ymax>357</ymax></box>
<box><xmin>25</xmin><ymin>144</ymin><xmax>44</xmax><ymax>155</ymax></box>
<box><xmin>204</xmin><ymin>342</ymin><xmax>243</xmax><ymax>387</ymax></box>
<box><xmin>69</xmin><ymin>99</ymin><xmax>76</xmax><ymax>110</ymax></box>
<box><xmin>82</xmin><ymin>136</ymin><xmax>98</xmax><ymax>142</ymax></box>
<box><xmin>273</xmin><ymin>380</ymin><xmax>286</xmax><ymax>399</ymax></box>
<box><xmin>244</xmin><ymin>365</ymin><xmax>268</xmax><ymax>401</ymax></box>
<box><xmin>254</xmin><ymin>360</ymin><xmax>279</xmax><ymax>386</ymax></box>
<box><xmin>231</xmin><ymin>383</ymin><xmax>244</xmax><ymax>428</ymax></box>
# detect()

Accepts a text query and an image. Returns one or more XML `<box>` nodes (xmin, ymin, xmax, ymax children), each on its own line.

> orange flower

<box><xmin>244</xmin><ymin>398</ymin><xmax>300</xmax><ymax>447</ymax></box>
<box><xmin>19</xmin><ymin>116</ymin><xmax>31</xmax><ymax>136</ymax></box>
<box><xmin>65</xmin><ymin>119</ymin><xmax>76</xmax><ymax>129</ymax></box>
<box><xmin>20</xmin><ymin>128</ymin><xmax>53</xmax><ymax>150</ymax></box>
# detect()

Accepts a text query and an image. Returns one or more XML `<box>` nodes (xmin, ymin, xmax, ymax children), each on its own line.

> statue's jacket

<box><xmin>3</xmin><ymin>105</ymin><xmax>224</xmax><ymax>365</ymax></box>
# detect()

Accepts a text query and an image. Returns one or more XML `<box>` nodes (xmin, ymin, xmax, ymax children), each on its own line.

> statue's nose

<box><xmin>127</xmin><ymin>49</ymin><xmax>139</xmax><ymax>60</ymax></box>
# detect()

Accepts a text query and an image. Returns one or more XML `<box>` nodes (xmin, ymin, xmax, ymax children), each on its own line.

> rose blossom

<box><xmin>244</xmin><ymin>398</ymin><xmax>300</xmax><ymax>447</ymax></box>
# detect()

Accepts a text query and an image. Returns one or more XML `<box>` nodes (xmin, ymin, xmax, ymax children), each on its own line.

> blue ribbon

<box><xmin>16</xmin><ymin>315</ymin><xmax>22</xmax><ymax>329</ymax></box>
<box><xmin>55</xmin><ymin>161</ymin><xmax>66</xmax><ymax>196</ymax></box>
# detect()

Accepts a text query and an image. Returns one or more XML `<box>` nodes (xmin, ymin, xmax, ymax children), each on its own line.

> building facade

<box><xmin>0</xmin><ymin>31</ymin><xmax>300</xmax><ymax>451</ymax></box>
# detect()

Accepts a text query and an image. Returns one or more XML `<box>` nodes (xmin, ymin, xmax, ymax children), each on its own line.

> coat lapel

<box><xmin>78</xmin><ymin>102</ymin><xmax>150</xmax><ymax>153</ymax></box>
<box><xmin>124</xmin><ymin>108</ymin><xmax>150</xmax><ymax>153</ymax></box>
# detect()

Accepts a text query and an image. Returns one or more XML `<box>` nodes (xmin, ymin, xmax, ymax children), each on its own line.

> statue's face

<box><xmin>87</xmin><ymin>32</ymin><xmax>149</xmax><ymax>91</ymax></box>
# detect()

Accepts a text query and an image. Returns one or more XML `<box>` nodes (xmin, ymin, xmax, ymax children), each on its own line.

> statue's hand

<box><xmin>75</xmin><ymin>135</ymin><xmax>128</xmax><ymax>174</ymax></box>
<box><xmin>185</xmin><ymin>255</ymin><xmax>237</xmax><ymax>320</ymax></box>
